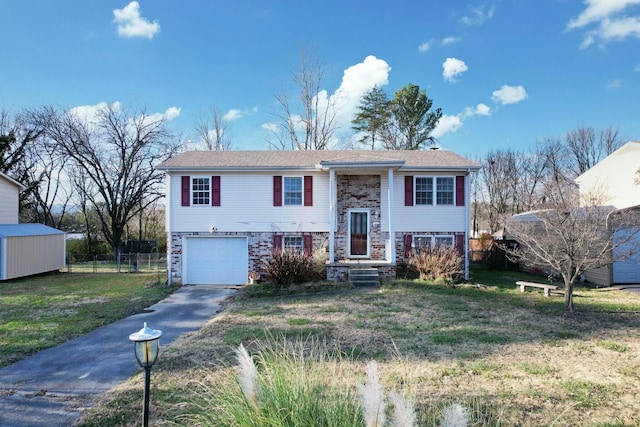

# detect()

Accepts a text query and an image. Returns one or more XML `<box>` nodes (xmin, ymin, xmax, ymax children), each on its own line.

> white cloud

<box><xmin>463</xmin><ymin>103</ymin><xmax>491</xmax><ymax>118</ymax></box>
<box><xmin>442</xmin><ymin>36</ymin><xmax>461</xmax><ymax>45</ymax></box>
<box><xmin>418</xmin><ymin>41</ymin><xmax>431</xmax><ymax>52</ymax></box>
<box><xmin>223</xmin><ymin>109</ymin><xmax>244</xmax><ymax>121</ymax></box>
<box><xmin>460</xmin><ymin>4</ymin><xmax>496</xmax><ymax>26</ymax></box>
<box><xmin>442</xmin><ymin>57</ymin><xmax>468</xmax><ymax>82</ymax></box>
<box><xmin>144</xmin><ymin>106</ymin><xmax>181</xmax><ymax>123</ymax></box>
<box><xmin>432</xmin><ymin>114</ymin><xmax>463</xmax><ymax>138</ymax></box>
<box><xmin>320</xmin><ymin>55</ymin><xmax>391</xmax><ymax>132</ymax></box>
<box><xmin>606</xmin><ymin>79</ymin><xmax>623</xmax><ymax>89</ymax></box>
<box><xmin>492</xmin><ymin>85</ymin><xmax>528</xmax><ymax>105</ymax></box>
<box><xmin>69</xmin><ymin>102</ymin><xmax>179</xmax><ymax>127</ymax></box>
<box><xmin>430</xmin><ymin>104</ymin><xmax>492</xmax><ymax>139</ymax></box>
<box><xmin>566</xmin><ymin>0</ymin><xmax>640</xmax><ymax>47</ymax></box>
<box><xmin>69</xmin><ymin>101</ymin><xmax>120</xmax><ymax>123</ymax></box>
<box><xmin>113</xmin><ymin>1</ymin><xmax>160</xmax><ymax>39</ymax></box>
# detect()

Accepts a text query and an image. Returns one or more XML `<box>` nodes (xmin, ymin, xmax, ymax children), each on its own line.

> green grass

<box><xmin>0</xmin><ymin>272</ymin><xmax>176</xmax><ymax>367</ymax></box>
<box><xmin>68</xmin><ymin>264</ymin><xmax>640</xmax><ymax>425</ymax></box>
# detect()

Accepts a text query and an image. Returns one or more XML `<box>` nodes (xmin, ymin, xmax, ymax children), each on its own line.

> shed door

<box><xmin>184</xmin><ymin>237</ymin><xmax>248</xmax><ymax>285</ymax></box>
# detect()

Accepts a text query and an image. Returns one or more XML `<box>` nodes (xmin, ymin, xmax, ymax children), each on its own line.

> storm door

<box><xmin>349</xmin><ymin>210</ymin><xmax>369</xmax><ymax>257</ymax></box>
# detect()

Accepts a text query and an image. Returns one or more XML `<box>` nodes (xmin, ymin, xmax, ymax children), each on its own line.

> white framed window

<box><xmin>412</xmin><ymin>235</ymin><xmax>454</xmax><ymax>251</ymax></box>
<box><xmin>415</xmin><ymin>177</ymin><xmax>433</xmax><ymax>205</ymax></box>
<box><xmin>434</xmin><ymin>235</ymin><xmax>454</xmax><ymax>247</ymax></box>
<box><xmin>436</xmin><ymin>177</ymin><xmax>454</xmax><ymax>205</ymax></box>
<box><xmin>284</xmin><ymin>177</ymin><xmax>303</xmax><ymax>205</ymax></box>
<box><xmin>192</xmin><ymin>177</ymin><xmax>210</xmax><ymax>205</ymax></box>
<box><xmin>284</xmin><ymin>236</ymin><xmax>303</xmax><ymax>252</ymax></box>
<box><xmin>414</xmin><ymin>176</ymin><xmax>454</xmax><ymax>206</ymax></box>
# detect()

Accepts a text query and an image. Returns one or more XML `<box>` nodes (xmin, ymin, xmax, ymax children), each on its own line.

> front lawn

<box><xmin>77</xmin><ymin>267</ymin><xmax>640</xmax><ymax>425</ymax></box>
<box><xmin>0</xmin><ymin>272</ymin><xmax>175</xmax><ymax>368</ymax></box>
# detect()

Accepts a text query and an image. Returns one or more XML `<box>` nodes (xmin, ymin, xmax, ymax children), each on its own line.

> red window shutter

<box><xmin>455</xmin><ymin>234</ymin><xmax>465</xmax><ymax>256</ymax></box>
<box><xmin>403</xmin><ymin>234</ymin><xmax>413</xmax><ymax>257</ymax></box>
<box><xmin>181</xmin><ymin>176</ymin><xmax>190</xmax><ymax>206</ymax></box>
<box><xmin>212</xmin><ymin>176</ymin><xmax>221</xmax><ymax>206</ymax></box>
<box><xmin>404</xmin><ymin>176</ymin><xmax>413</xmax><ymax>206</ymax></box>
<box><xmin>273</xmin><ymin>234</ymin><xmax>282</xmax><ymax>250</ymax></box>
<box><xmin>273</xmin><ymin>176</ymin><xmax>282</xmax><ymax>206</ymax></box>
<box><xmin>456</xmin><ymin>176</ymin><xmax>465</xmax><ymax>207</ymax></box>
<box><xmin>304</xmin><ymin>176</ymin><xmax>313</xmax><ymax>206</ymax></box>
<box><xmin>304</xmin><ymin>234</ymin><xmax>313</xmax><ymax>255</ymax></box>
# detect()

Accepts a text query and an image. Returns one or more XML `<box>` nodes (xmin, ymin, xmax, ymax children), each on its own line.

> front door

<box><xmin>349</xmin><ymin>210</ymin><xmax>369</xmax><ymax>257</ymax></box>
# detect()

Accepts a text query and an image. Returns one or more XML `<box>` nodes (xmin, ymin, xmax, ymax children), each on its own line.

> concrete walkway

<box><xmin>0</xmin><ymin>285</ymin><xmax>237</xmax><ymax>427</ymax></box>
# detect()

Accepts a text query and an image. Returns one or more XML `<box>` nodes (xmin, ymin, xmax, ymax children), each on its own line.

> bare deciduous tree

<box><xmin>195</xmin><ymin>107</ymin><xmax>232</xmax><ymax>150</ymax></box>
<box><xmin>503</xmin><ymin>185</ymin><xmax>639</xmax><ymax>312</ymax></box>
<box><xmin>267</xmin><ymin>50</ymin><xmax>338</xmax><ymax>150</ymax></box>
<box><xmin>38</xmin><ymin>104</ymin><xmax>181</xmax><ymax>254</ymax></box>
<box><xmin>564</xmin><ymin>126</ymin><xmax>623</xmax><ymax>178</ymax></box>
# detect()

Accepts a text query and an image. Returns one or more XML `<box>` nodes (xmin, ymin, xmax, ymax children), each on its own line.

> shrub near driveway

<box><xmin>0</xmin><ymin>272</ymin><xmax>176</xmax><ymax>368</ymax></box>
<box><xmin>79</xmin><ymin>269</ymin><xmax>640</xmax><ymax>426</ymax></box>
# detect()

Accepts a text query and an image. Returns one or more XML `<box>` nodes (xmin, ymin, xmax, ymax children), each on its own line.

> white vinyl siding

<box><xmin>0</xmin><ymin>177</ymin><xmax>21</xmax><ymax>224</ymax></box>
<box><xmin>381</xmin><ymin>174</ymin><xmax>466</xmax><ymax>233</ymax></box>
<box><xmin>169</xmin><ymin>172</ymin><xmax>329</xmax><ymax>233</ymax></box>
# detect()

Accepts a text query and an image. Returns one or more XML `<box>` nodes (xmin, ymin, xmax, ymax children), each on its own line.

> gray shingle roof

<box><xmin>157</xmin><ymin>150</ymin><xmax>479</xmax><ymax>171</ymax></box>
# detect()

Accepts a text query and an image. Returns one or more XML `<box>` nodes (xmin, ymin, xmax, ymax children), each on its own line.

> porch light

<box><xmin>129</xmin><ymin>322</ymin><xmax>162</xmax><ymax>427</ymax></box>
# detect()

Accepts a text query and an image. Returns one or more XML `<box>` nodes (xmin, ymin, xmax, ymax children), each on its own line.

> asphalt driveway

<box><xmin>0</xmin><ymin>284</ymin><xmax>237</xmax><ymax>427</ymax></box>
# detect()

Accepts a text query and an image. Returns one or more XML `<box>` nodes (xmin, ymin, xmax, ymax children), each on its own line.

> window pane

<box><xmin>434</xmin><ymin>236</ymin><xmax>454</xmax><ymax>247</ymax></box>
<box><xmin>436</xmin><ymin>177</ymin><xmax>454</xmax><ymax>205</ymax></box>
<box><xmin>284</xmin><ymin>236</ymin><xmax>303</xmax><ymax>252</ymax></box>
<box><xmin>415</xmin><ymin>177</ymin><xmax>433</xmax><ymax>205</ymax></box>
<box><xmin>284</xmin><ymin>177</ymin><xmax>302</xmax><ymax>205</ymax></box>
<box><xmin>412</xmin><ymin>235</ymin><xmax>432</xmax><ymax>251</ymax></box>
<box><xmin>192</xmin><ymin>178</ymin><xmax>210</xmax><ymax>205</ymax></box>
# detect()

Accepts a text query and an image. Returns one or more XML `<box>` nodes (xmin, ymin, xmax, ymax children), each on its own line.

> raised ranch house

<box><xmin>158</xmin><ymin>150</ymin><xmax>479</xmax><ymax>286</ymax></box>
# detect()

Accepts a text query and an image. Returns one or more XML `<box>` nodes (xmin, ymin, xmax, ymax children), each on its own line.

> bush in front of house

<box><xmin>264</xmin><ymin>249</ymin><xmax>322</xmax><ymax>288</ymax></box>
<box><xmin>408</xmin><ymin>244</ymin><xmax>463</xmax><ymax>283</ymax></box>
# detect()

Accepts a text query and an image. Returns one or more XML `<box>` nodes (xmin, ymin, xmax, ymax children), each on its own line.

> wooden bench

<box><xmin>516</xmin><ymin>281</ymin><xmax>558</xmax><ymax>297</ymax></box>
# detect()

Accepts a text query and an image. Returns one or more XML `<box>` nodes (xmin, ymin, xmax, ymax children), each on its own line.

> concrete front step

<box><xmin>349</xmin><ymin>268</ymin><xmax>380</xmax><ymax>287</ymax></box>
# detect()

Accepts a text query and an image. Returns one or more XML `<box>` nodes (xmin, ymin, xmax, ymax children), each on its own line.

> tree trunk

<box><xmin>564</xmin><ymin>280</ymin><xmax>575</xmax><ymax>312</ymax></box>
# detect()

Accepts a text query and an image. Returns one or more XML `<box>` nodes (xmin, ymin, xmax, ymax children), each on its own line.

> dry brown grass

<box><xmin>78</xmin><ymin>270</ymin><xmax>640</xmax><ymax>426</ymax></box>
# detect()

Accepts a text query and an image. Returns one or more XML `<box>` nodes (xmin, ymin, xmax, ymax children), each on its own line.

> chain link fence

<box><xmin>67</xmin><ymin>253</ymin><xmax>167</xmax><ymax>274</ymax></box>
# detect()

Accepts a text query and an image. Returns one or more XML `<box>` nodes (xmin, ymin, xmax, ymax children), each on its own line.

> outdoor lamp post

<box><xmin>129</xmin><ymin>322</ymin><xmax>162</xmax><ymax>427</ymax></box>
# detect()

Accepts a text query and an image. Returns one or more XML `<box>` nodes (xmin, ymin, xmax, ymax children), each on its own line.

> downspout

<box><xmin>166</xmin><ymin>173</ymin><xmax>172</xmax><ymax>286</ymax></box>
<box><xmin>387</xmin><ymin>168</ymin><xmax>396</xmax><ymax>262</ymax></box>
<box><xmin>329</xmin><ymin>168</ymin><xmax>336</xmax><ymax>263</ymax></box>
<box><xmin>465</xmin><ymin>171</ymin><xmax>471</xmax><ymax>280</ymax></box>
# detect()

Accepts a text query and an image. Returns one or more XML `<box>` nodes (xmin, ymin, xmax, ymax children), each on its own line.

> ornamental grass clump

<box><xmin>265</xmin><ymin>249</ymin><xmax>322</xmax><ymax>288</ymax></box>
<box><xmin>178</xmin><ymin>338</ymin><xmax>472</xmax><ymax>427</ymax></box>
<box><xmin>407</xmin><ymin>244</ymin><xmax>463</xmax><ymax>282</ymax></box>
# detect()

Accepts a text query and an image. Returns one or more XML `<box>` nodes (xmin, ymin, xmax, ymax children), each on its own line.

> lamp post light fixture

<box><xmin>129</xmin><ymin>322</ymin><xmax>162</xmax><ymax>427</ymax></box>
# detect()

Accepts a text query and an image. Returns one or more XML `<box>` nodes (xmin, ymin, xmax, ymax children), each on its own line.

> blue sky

<box><xmin>1</xmin><ymin>0</ymin><xmax>639</xmax><ymax>159</ymax></box>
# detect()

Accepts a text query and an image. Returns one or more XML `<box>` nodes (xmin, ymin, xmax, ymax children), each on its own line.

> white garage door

<box><xmin>613</xmin><ymin>228</ymin><xmax>640</xmax><ymax>284</ymax></box>
<box><xmin>184</xmin><ymin>237</ymin><xmax>248</xmax><ymax>285</ymax></box>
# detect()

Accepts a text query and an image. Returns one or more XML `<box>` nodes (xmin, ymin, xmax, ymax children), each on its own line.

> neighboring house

<box><xmin>0</xmin><ymin>172</ymin><xmax>25</xmax><ymax>223</ymax></box>
<box><xmin>574</xmin><ymin>141</ymin><xmax>640</xmax><ymax>285</ymax></box>
<box><xmin>0</xmin><ymin>172</ymin><xmax>66</xmax><ymax>281</ymax></box>
<box><xmin>158</xmin><ymin>150</ymin><xmax>479</xmax><ymax>286</ymax></box>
